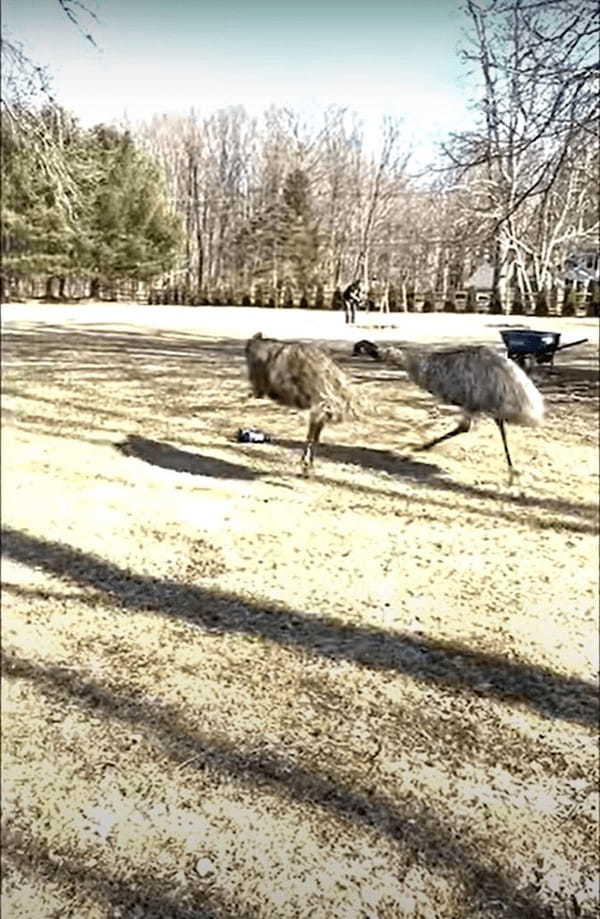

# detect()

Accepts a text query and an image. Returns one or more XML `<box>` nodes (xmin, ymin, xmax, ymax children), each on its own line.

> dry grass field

<box><xmin>2</xmin><ymin>304</ymin><xmax>599</xmax><ymax>919</ymax></box>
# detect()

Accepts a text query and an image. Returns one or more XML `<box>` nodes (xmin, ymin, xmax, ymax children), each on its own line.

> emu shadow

<box><xmin>2</xmin><ymin>526</ymin><xmax>597</xmax><ymax>728</ymax></box>
<box><xmin>275</xmin><ymin>437</ymin><xmax>597</xmax><ymax>524</ymax></box>
<box><xmin>275</xmin><ymin>438</ymin><xmax>444</xmax><ymax>479</ymax></box>
<box><xmin>115</xmin><ymin>435</ymin><xmax>258</xmax><ymax>480</ymax></box>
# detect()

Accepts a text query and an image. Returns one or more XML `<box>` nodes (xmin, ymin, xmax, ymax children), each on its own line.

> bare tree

<box><xmin>319</xmin><ymin>107</ymin><xmax>365</xmax><ymax>288</ymax></box>
<box><xmin>357</xmin><ymin>117</ymin><xmax>410</xmax><ymax>290</ymax></box>
<box><xmin>447</xmin><ymin>0</ymin><xmax>599</xmax><ymax>310</ymax></box>
<box><xmin>1</xmin><ymin>0</ymin><xmax>100</xmax><ymax>226</ymax></box>
<box><xmin>2</xmin><ymin>0</ymin><xmax>98</xmax><ymax>124</ymax></box>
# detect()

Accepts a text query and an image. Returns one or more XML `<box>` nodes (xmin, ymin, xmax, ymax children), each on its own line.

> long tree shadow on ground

<box><xmin>2</xmin><ymin>526</ymin><xmax>596</xmax><ymax>728</ymax></box>
<box><xmin>536</xmin><ymin>362</ymin><xmax>600</xmax><ymax>402</ymax></box>
<box><xmin>3</xmin><ymin>827</ymin><xmax>249</xmax><ymax>919</ymax></box>
<box><xmin>2</xmin><ymin>650</ymin><xmax>571</xmax><ymax>919</ymax></box>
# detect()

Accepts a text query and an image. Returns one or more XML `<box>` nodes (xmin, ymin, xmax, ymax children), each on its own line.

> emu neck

<box><xmin>402</xmin><ymin>350</ymin><xmax>431</xmax><ymax>387</ymax></box>
<box><xmin>382</xmin><ymin>346</ymin><xmax>424</xmax><ymax>378</ymax></box>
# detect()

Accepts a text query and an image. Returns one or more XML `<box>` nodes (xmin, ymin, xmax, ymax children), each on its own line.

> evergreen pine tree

<box><xmin>234</xmin><ymin>168</ymin><xmax>319</xmax><ymax>295</ymax></box>
<box><xmin>80</xmin><ymin>125</ymin><xmax>182</xmax><ymax>287</ymax></box>
<box><xmin>1</xmin><ymin>111</ymin><xmax>182</xmax><ymax>297</ymax></box>
<box><xmin>1</xmin><ymin>107</ymin><xmax>79</xmax><ymax>284</ymax></box>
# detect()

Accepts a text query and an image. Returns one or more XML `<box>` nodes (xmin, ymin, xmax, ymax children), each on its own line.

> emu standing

<box><xmin>245</xmin><ymin>333</ymin><xmax>359</xmax><ymax>473</ymax></box>
<box><xmin>353</xmin><ymin>340</ymin><xmax>544</xmax><ymax>481</ymax></box>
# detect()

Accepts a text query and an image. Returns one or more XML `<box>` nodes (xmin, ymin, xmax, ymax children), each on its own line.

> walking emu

<box><xmin>353</xmin><ymin>339</ymin><xmax>544</xmax><ymax>481</ymax></box>
<box><xmin>245</xmin><ymin>332</ymin><xmax>359</xmax><ymax>473</ymax></box>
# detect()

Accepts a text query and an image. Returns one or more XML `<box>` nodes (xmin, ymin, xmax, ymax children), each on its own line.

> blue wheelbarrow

<box><xmin>500</xmin><ymin>329</ymin><xmax>588</xmax><ymax>373</ymax></box>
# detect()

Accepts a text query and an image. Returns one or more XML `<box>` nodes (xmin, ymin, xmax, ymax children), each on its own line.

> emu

<box><xmin>353</xmin><ymin>339</ymin><xmax>544</xmax><ymax>482</ymax></box>
<box><xmin>245</xmin><ymin>332</ymin><xmax>359</xmax><ymax>473</ymax></box>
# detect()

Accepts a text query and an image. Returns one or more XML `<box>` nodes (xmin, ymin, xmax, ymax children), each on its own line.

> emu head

<box><xmin>352</xmin><ymin>340</ymin><xmax>381</xmax><ymax>361</ymax></box>
<box><xmin>245</xmin><ymin>331</ymin><xmax>264</xmax><ymax>356</ymax></box>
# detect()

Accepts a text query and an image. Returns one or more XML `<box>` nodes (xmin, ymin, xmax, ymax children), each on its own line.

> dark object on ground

<box><xmin>500</xmin><ymin>329</ymin><xmax>588</xmax><ymax>373</ymax></box>
<box><xmin>357</xmin><ymin>340</ymin><xmax>545</xmax><ymax>483</ymax></box>
<box><xmin>236</xmin><ymin>428</ymin><xmax>271</xmax><ymax>444</ymax></box>
<box><xmin>245</xmin><ymin>332</ymin><xmax>359</xmax><ymax>473</ymax></box>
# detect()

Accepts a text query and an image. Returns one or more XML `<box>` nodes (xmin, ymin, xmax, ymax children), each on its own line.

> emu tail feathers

<box><xmin>507</xmin><ymin>359</ymin><xmax>545</xmax><ymax>426</ymax></box>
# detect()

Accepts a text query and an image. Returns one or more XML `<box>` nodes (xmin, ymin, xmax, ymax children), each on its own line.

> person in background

<box><xmin>343</xmin><ymin>279</ymin><xmax>362</xmax><ymax>324</ymax></box>
<box><xmin>369</xmin><ymin>276</ymin><xmax>389</xmax><ymax>313</ymax></box>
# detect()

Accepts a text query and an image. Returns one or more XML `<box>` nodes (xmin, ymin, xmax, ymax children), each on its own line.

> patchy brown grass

<box><xmin>2</xmin><ymin>306</ymin><xmax>599</xmax><ymax>919</ymax></box>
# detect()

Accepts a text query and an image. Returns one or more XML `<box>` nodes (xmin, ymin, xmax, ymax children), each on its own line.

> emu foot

<box><xmin>300</xmin><ymin>455</ymin><xmax>313</xmax><ymax>477</ymax></box>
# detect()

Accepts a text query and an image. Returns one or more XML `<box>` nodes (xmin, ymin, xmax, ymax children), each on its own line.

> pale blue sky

<box><xmin>3</xmin><ymin>0</ymin><xmax>478</xmax><ymax>160</ymax></box>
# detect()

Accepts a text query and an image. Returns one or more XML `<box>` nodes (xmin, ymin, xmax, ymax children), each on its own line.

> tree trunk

<box><xmin>400</xmin><ymin>278</ymin><xmax>407</xmax><ymax>312</ymax></box>
<box><xmin>491</xmin><ymin>232</ymin><xmax>511</xmax><ymax>314</ymax></box>
<box><xmin>188</xmin><ymin>159</ymin><xmax>204</xmax><ymax>292</ymax></box>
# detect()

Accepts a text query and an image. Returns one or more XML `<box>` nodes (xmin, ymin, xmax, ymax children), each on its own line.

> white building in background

<box><xmin>465</xmin><ymin>248</ymin><xmax>599</xmax><ymax>292</ymax></box>
<box><xmin>465</xmin><ymin>256</ymin><xmax>494</xmax><ymax>290</ymax></box>
<box><xmin>564</xmin><ymin>249</ymin><xmax>599</xmax><ymax>284</ymax></box>
<box><xmin>465</xmin><ymin>255</ymin><xmax>494</xmax><ymax>309</ymax></box>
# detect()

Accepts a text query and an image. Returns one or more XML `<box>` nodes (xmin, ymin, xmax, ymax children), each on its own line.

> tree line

<box><xmin>1</xmin><ymin>109</ymin><xmax>181</xmax><ymax>301</ymax></box>
<box><xmin>1</xmin><ymin>0</ymin><xmax>598</xmax><ymax>314</ymax></box>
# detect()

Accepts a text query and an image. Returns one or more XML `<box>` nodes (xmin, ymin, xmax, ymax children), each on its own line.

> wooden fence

<box><xmin>1</xmin><ymin>274</ymin><xmax>598</xmax><ymax>318</ymax></box>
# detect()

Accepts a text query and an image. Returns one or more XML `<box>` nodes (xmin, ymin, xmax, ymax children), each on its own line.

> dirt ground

<box><xmin>2</xmin><ymin>304</ymin><xmax>599</xmax><ymax>919</ymax></box>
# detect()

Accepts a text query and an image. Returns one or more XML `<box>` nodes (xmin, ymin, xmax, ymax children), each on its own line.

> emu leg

<box><xmin>495</xmin><ymin>419</ymin><xmax>518</xmax><ymax>484</ymax></box>
<box><xmin>415</xmin><ymin>416</ymin><xmax>472</xmax><ymax>452</ymax></box>
<box><xmin>301</xmin><ymin>414</ymin><xmax>325</xmax><ymax>474</ymax></box>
